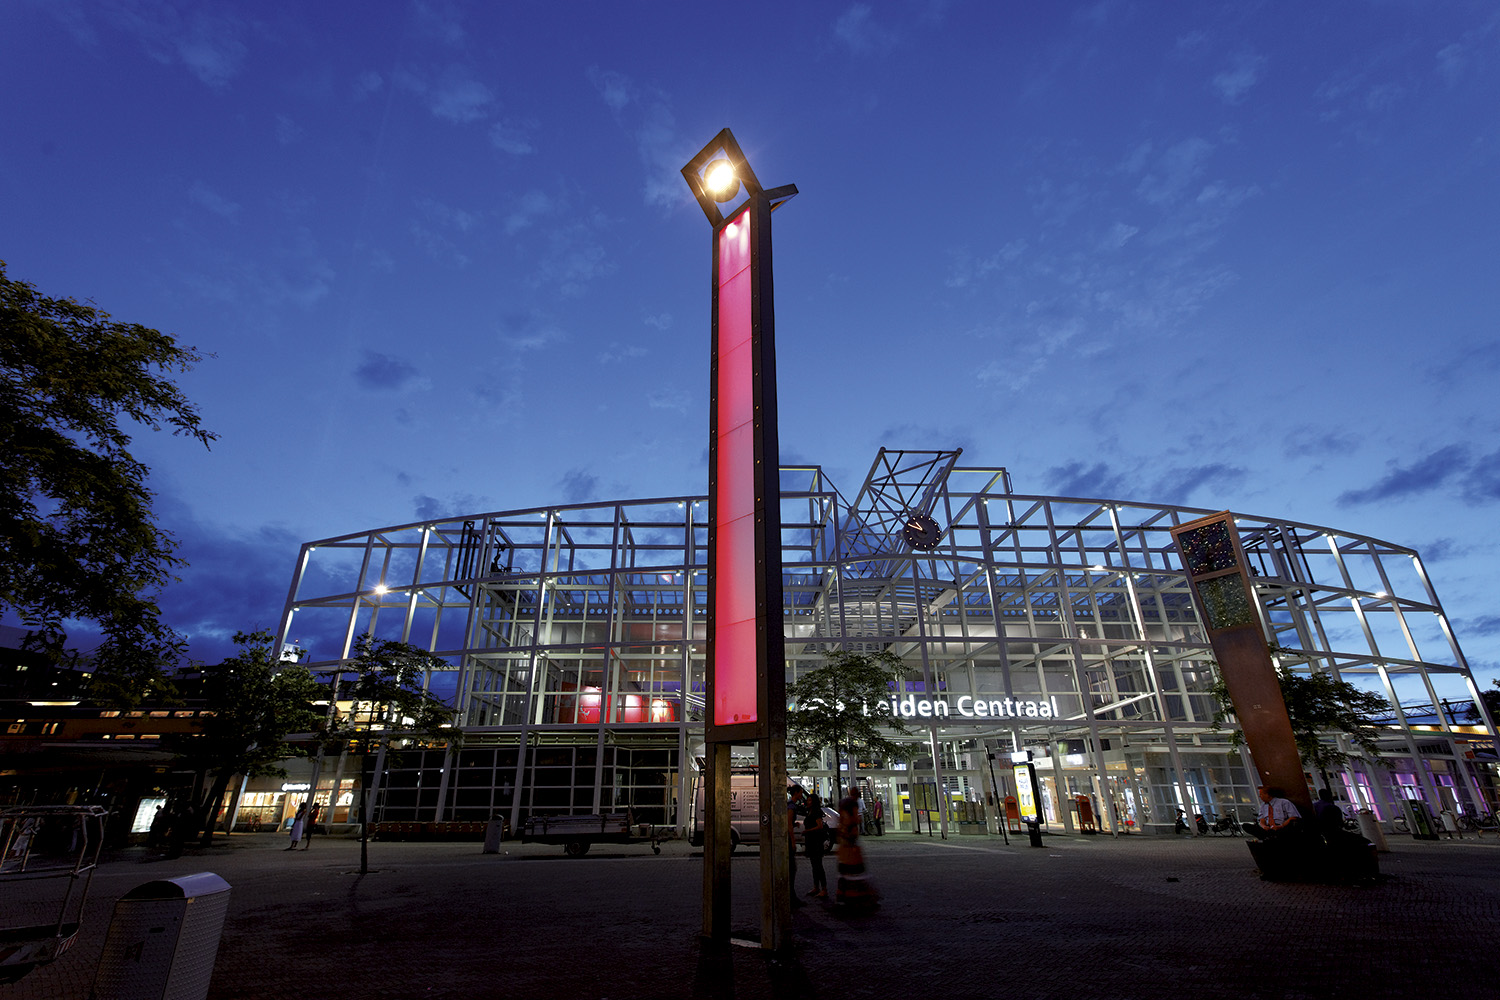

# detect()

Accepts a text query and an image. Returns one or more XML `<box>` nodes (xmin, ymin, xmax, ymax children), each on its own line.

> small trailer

<box><xmin>519</xmin><ymin>812</ymin><xmax>661</xmax><ymax>857</ymax></box>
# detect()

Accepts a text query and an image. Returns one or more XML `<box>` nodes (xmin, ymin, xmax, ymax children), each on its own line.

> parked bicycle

<box><xmin>1208</xmin><ymin>812</ymin><xmax>1241</xmax><ymax>836</ymax></box>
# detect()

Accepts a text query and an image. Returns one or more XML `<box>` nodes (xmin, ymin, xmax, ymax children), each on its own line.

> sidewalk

<box><xmin>8</xmin><ymin>829</ymin><xmax>1499</xmax><ymax>999</ymax></box>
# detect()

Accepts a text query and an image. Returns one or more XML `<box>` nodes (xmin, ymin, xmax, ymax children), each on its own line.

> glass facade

<box><xmin>280</xmin><ymin>450</ymin><xmax>1498</xmax><ymax>835</ymax></box>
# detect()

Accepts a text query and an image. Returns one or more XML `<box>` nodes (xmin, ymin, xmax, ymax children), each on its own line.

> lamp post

<box><xmin>682</xmin><ymin>129</ymin><xmax>797</xmax><ymax>950</ymax></box>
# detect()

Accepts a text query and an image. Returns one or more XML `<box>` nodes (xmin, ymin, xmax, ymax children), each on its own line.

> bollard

<box><xmin>1026</xmin><ymin>819</ymin><xmax>1043</xmax><ymax>848</ymax></box>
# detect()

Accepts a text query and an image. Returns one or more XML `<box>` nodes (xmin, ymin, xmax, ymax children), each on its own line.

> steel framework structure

<box><xmin>278</xmin><ymin>449</ymin><xmax>1498</xmax><ymax>834</ymax></box>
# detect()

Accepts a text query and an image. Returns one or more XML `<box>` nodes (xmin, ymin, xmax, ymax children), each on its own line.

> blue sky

<box><xmin>4</xmin><ymin>1</ymin><xmax>1498</xmax><ymax>691</ymax></box>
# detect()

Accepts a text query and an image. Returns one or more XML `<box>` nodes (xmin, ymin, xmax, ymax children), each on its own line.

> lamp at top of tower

<box><xmin>703</xmin><ymin>159</ymin><xmax>740</xmax><ymax>202</ymax></box>
<box><xmin>682</xmin><ymin>128</ymin><xmax>796</xmax><ymax>227</ymax></box>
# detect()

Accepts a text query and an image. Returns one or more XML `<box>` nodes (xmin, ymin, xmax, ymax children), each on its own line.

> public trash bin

<box><xmin>90</xmin><ymin>872</ymin><xmax>231</xmax><ymax>1000</ymax></box>
<box><xmin>1357</xmin><ymin>809</ymin><xmax>1389</xmax><ymax>852</ymax></box>
<box><xmin>483</xmin><ymin>818</ymin><xmax>506</xmax><ymax>854</ymax></box>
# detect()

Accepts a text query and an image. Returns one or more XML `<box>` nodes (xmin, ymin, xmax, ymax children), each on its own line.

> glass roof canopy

<box><xmin>279</xmin><ymin>449</ymin><xmax>1486</xmax><ymax>752</ymax></box>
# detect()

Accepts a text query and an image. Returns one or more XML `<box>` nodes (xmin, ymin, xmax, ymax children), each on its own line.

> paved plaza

<box><xmin>8</xmin><ymin>828</ymin><xmax>1499</xmax><ymax>999</ymax></box>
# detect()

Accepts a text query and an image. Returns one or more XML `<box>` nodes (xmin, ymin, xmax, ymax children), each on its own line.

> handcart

<box><xmin>0</xmin><ymin>804</ymin><xmax>107</xmax><ymax>983</ymax></box>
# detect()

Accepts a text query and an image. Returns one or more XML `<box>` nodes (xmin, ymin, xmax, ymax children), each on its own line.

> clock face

<box><xmin>902</xmin><ymin>512</ymin><xmax>942</xmax><ymax>550</ymax></box>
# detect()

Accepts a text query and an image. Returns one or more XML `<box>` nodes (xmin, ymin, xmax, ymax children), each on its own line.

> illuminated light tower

<box><xmin>682</xmin><ymin>130</ymin><xmax>797</xmax><ymax>950</ymax></box>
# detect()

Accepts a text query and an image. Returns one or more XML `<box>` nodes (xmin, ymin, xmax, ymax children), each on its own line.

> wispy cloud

<box><xmin>410</xmin><ymin>0</ymin><xmax>466</xmax><ymax>46</ymax></box>
<box><xmin>354</xmin><ymin>350</ymin><xmax>426</xmax><ymax>391</ymax></box>
<box><xmin>945</xmin><ymin>244</ymin><xmax>1022</xmax><ymax>288</ymax></box>
<box><xmin>1283</xmin><ymin>425</ymin><xmax>1360</xmax><ymax>458</ymax></box>
<box><xmin>1337</xmin><ymin>445</ymin><xmax>1469</xmax><ymax>505</ymax></box>
<box><xmin>834</xmin><ymin>4</ymin><xmax>899</xmax><ymax>55</ymax></box>
<box><xmin>557</xmin><ymin>470</ymin><xmax>600</xmax><ymax>504</ymax></box>
<box><xmin>1046</xmin><ymin>461</ymin><xmax>1132</xmax><ymax>499</ymax></box>
<box><xmin>490</xmin><ymin>120</ymin><xmax>536</xmax><ymax>156</ymax></box>
<box><xmin>410</xmin><ymin>197</ymin><xmax>480</xmax><ymax>267</ymax></box>
<box><xmin>647</xmin><ymin>389</ymin><xmax>691</xmax><ymax>413</ymax></box>
<box><xmin>598</xmin><ymin>342</ymin><xmax>647</xmax><ymax>364</ymax></box>
<box><xmin>586</xmin><ymin>67</ymin><xmax>689</xmax><ymax>209</ymax></box>
<box><xmin>498</xmin><ymin>312</ymin><xmax>566</xmax><ymax>353</ymax></box>
<box><xmin>505</xmin><ymin>191</ymin><xmax>555</xmax><ymax>235</ymax></box>
<box><xmin>1152</xmin><ymin>463</ymin><xmax>1246</xmax><ymax>505</ymax></box>
<box><xmin>274</xmin><ymin>114</ymin><xmax>302</xmax><ymax>145</ymax></box>
<box><xmin>1134</xmin><ymin>137</ymin><xmax>1215</xmax><ymax>206</ymax></box>
<box><xmin>1462</xmin><ymin>449</ymin><xmax>1500</xmax><ymax>504</ymax></box>
<box><xmin>153</xmin><ymin>503</ymin><xmax>305</xmax><ymax>663</ymax></box>
<box><xmin>533</xmin><ymin>222</ymin><xmax>615</xmax><ymax>297</ymax></box>
<box><xmin>189</xmin><ymin>182</ymin><xmax>239</xmax><ymax>221</ymax></box>
<box><xmin>96</xmin><ymin>4</ymin><xmax>249</xmax><ymax>90</ymax></box>
<box><xmin>397</xmin><ymin>67</ymin><xmax>495</xmax><ymax>124</ymax></box>
<box><xmin>1044</xmin><ymin>459</ymin><xmax>1244</xmax><ymax>504</ymax></box>
<box><xmin>1212</xmin><ymin>51</ymin><xmax>1265</xmax><ymax>104</ymax></box>
<box><xmin>413</xmin><ymin>491</ymin><xmax>489</xmax><ymax>521</ymax></box>
<box><xmin>353</xmin><ymin>70</ymin><xmax>384</xmax><ymax>100</ymax></box>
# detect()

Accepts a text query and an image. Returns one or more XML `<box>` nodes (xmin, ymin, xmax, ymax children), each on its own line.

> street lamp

<box><xmin>682</xmin><ymin>129</ymin><xmax>797</xmax><ymax>951</ymax></box>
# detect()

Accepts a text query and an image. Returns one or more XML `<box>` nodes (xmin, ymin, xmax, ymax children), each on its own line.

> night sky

<box><xmin>4</xmin><ymin>2</ymin><xmax>1498</xmax><ymax>692</ymax></box>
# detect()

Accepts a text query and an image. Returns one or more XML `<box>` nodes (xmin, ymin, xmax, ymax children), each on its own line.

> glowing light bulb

<box><xmin>703</xmin><ymin>159</ymin><xmax>739</xmax><ymax>201</ymax></box>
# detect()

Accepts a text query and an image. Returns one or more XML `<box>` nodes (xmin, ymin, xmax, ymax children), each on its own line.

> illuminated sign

<box><xmin>798</xmin><ymin>695</ymin><xmax>1062</xmax><ymax>721</ymax></box>
<box><xmin>870</xmin><ymin>696</ymin><xmax>1060</xmax><ymax>720</ymax></box>
<box><xmin>1013</xmin><ymin>763</ymin><xmax>1039</xmax><ymax>821</ymax></box>
<box><xmin>280</xmin><ymin>782</ymin><xmax>311</xmax><ymax>793</ymax></box>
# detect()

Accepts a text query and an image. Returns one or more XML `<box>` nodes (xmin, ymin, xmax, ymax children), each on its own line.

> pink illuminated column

<box><xmin>683</xmin><ymin>128</ymin><xmax>797</xmax><ymax>950</ymax></box>
<box><xmin>712</xmin><ymin>208</ymin><xmax>759</xmax><ymax>727</ymax></box>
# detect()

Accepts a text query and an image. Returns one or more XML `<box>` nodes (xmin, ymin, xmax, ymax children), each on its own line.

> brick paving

<box><xmin>7</xmin><ymin>828</ymin><xmax>1499</xmax><ymax>999</ymax></box>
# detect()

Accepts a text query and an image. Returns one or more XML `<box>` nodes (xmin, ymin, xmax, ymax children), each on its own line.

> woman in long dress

<box><xmin>835</xmin><ymin>786</ymin><xmax>878</xmax><ymax>911</ymax></box>
<box><xmin>286</xmin><ymin>803</ymin><xmax>307</xmax><ymax>851</ymax></box>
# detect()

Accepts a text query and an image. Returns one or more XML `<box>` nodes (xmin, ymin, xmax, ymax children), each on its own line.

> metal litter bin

<box><xmin>90</xmin><ymin>872</ymin><xmax>231</xmax><ymax>1000</ymax></box>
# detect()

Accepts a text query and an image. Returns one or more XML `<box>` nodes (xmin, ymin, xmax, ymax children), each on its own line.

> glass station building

<box><xmin>276</xmin><ymin>449</ymin><xmax>1497</xmax><ymax>836</ymax></box>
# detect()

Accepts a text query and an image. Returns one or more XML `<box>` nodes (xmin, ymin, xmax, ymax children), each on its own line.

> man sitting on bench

<box><xmin>1244</xmin><ymin>786</ymin><xmax>1302</xmax><ymax>840</ymax></box>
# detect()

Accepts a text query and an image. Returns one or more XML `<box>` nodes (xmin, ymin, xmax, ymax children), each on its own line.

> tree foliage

<box><xmin>1465</xmin><ymin>684</ymin><xmax>1500</xmax><ymax>730</ymax></box>
<box><xmin>787</xmin><ymin>649</ymin><xmax>910</xmax><ymax>794</ymax></box>
<box><xmin>0</xmin><ymin>262</ymin><xmax>214</xmax><ymax>699</ymax></box>
<box><xmin>322</xmin><ymin>636</ymin><xmax>460</xmax><ymax>874</ymax></box>
<box><xmin>165</xmin><ymin>630</ymin><xmax>322</xmax><ymax>843</ymax></box>
<box><xmin>1211</xmin><ymin>664</ymin><xmax>1388</xmax><ymax>785</ymax></box>
<box><xmin>328</xmin><ymin>635</ymin><xmax>459</xmax><ymax>753</ymax></box>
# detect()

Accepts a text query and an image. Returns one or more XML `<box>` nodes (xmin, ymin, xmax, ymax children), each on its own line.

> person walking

<box><xmin>836</xmin><ymin>785</ymin><xmax>878</xmax><ymax>912</ymax></box>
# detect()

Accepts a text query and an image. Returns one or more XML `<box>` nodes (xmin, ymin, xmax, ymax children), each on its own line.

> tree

<box><xmin>1211</xmin><ymin>664</ymin><xmax>1388</xmax><ymax>789</ymax></box>
<box><xmin>165</xmin><ymin>631</ymin><xmax>323</xmax><ymax>846</ymax></box>
<box><xmin>787</xmin><ymin>649</ymin><xmax>910</xmax><ymax>798</ymax></box>
<box><xmin>0</xmin><ymin>262</ymin><xmax>214</xmax><ymax>700</ymax></box>
<box><xmin>1464</xmin><ymin>684</ymin><xmax>1500</xmax><ymax>729</ymax></box>
<box><xmin>321</xmin><ymin>636</ymin><xmax>460</xmax><ymax>873</ymax></box>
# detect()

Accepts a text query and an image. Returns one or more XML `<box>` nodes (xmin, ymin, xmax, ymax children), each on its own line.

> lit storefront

<box><xmin>278</xmin><ymin>449</ymin><xmax>1498</xmax><ymax>836</ymax></box>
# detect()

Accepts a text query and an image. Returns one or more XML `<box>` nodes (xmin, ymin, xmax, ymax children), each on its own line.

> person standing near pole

<box><xmin>787</xmin><ymin>784</ymin><xmax>807</xmax><ymax>908</ymax></box>
<box><xmin>300</xmin><ymin>801</ymin><xmax>320</xmax><ymax>849</ymax></box>
<box><xmin>803</xmin><ymin>791</ymin><xmax>829</xmax><ymax>898</ymax></box>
